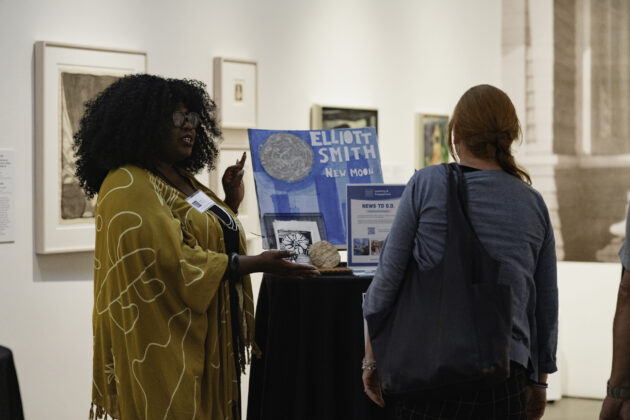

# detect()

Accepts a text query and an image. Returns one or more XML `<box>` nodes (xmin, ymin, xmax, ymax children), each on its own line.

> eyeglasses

<box><xmin>172</xmin><ymin>111</ymin><xmax>200</xmax><ymax>129</ymax></box>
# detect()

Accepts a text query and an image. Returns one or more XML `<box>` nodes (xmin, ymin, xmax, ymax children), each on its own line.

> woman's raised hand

<box><xmin>222</xmin><ymin>152</ymin><xmax>246</xmax><ymax>213</ymax></box>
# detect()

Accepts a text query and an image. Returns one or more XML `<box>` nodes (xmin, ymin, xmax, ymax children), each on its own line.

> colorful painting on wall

<box><xmin>416</xmin><ymin>114</ymin><xmax>449</xmax><ymax>169</ymax></box>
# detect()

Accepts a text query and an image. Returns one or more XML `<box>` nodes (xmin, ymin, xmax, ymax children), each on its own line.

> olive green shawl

<box><xmin>90</xmin><ymin>165</ymin><xmax>258</xmax><ymax>420</ymax></box>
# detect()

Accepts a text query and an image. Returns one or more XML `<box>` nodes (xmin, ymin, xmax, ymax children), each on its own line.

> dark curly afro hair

<box><xmin>73</xmin><ymin>74</ymin><xmax>221</xmax><ymax>198</ymax></box>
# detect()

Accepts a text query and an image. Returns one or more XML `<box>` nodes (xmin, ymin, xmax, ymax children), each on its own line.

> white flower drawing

<box><xmin>281</xmin><ymin>232</ymin><xmax>310</xmax><ymax>257</ymax></box>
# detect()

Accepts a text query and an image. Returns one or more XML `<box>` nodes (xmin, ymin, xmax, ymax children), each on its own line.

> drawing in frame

<box><xmin>273</xmin><ymin>219</ymin><xmax>321</xmax><ymax>264</ymax></box>
<box><xmin>213</xmin><ymin>58</ymin><xmax>258</xmax><ymax>129</ymax></box>
<box><xmin>311</xmin><ymin>105</ymin><xmax>378</xmax><ymax>133</ymax></box>
<box><xmin>262</xmin><ymin>213</ymin><xmax>326</xmax><ymax>251</ymax></box>
<box><xmin>415</xmin><ymin>113</ymin><xmax>449</xmax><ymax>169</ymax></box>
<box><xmin>34</xmin><ymin>41</ymin><xmax>146</xmax><ymax>254</ymax></box>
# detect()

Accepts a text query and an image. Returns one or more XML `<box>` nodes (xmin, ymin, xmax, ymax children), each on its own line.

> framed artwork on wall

<box><xmin>213</xmin><ymin>58</ymin><xmax>258</xmax><ymax>129</ymax></box>
<box><xmin>34</xmin><ymin>41</ymin><xmax>146</xmax><ymax>254</ymax></box>
<box><xmin>311</xmin><ymin>105</ymin><xmax>378</xmax><ymax>133</ymax></box>
<box><xmin>415</xmin><ymin>113</ymin><xmax>450</xmax><ymax>169</ymax></box>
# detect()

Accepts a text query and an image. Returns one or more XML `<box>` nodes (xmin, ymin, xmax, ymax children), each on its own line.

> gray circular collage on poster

<box><xmin>259</xmin><ymin>132</ymin><xmax>314</xmax><ymax>182</ymax></box>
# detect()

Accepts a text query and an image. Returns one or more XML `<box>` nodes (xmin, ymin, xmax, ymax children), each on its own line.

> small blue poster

<box><xmin>346</xmin><ymin>184</ymin><xmax>406</xmax><ymax>268</ymax></box>
<box><xmin>248</xmin><ymin>128</ymin><xmax>383</xmax><ymax>247</ymax></box>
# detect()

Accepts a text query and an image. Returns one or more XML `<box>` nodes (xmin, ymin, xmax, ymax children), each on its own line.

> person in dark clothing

<box><xmin>600</xmin><ymin>207</ymin><xmax>630</xmax><ymax>420</ymax></box>
<box><xmin>362</xmin><ymin>84</ymin><xmax>558</xmax><ymax>420</ymax></box>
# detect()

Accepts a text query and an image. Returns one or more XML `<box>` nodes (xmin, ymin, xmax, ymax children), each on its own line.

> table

<box><xmin>246</xmin><ymin>274</ymin><xmax>390</xmax><ymax>420</ymax></box>
<box><xmin>0</xmin><ymin>346</ymin><xmax>24</xmax><ymax>420</ymax></box>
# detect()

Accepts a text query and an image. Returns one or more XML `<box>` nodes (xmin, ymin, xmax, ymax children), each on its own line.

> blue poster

<box><xmin>346</xmin><ymin>184</ymin><xmax>406</xmax><ymax>268</ymax></box>
<box><xmin>248</xmin><ymin>128</ymin><xmax>383</xmax><ymax>247</ymax></box>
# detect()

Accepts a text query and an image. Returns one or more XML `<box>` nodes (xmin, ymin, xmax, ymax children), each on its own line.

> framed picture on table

<box><xmin>262</xmin><ymin>213</ymin><xmax>326</xmax><ymax>253</ymax></box>
<box><xmin>213</xmin><ymin>58</ymin><xmax>258</xmax><ymax>128</ymax></box>
<box><xmin>34</xmin><ymin>41</ymin><xmax>146</xmax><ymax>254</ymax></box>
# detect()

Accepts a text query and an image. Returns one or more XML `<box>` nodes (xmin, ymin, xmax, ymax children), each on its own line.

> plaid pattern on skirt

<box><xmin>390</xmin><ymin>363</ymin><xmax>528</xmax><ymax>420</ymax></box>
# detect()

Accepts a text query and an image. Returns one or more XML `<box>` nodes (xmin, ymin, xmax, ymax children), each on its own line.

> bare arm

<box><xmin>363</xmin><ymin>331</ymin><xmax>385</xmax><ymax>408</ymax></box>
<box><xmin>528</xmin><ymin>206</ymin><xmax>557</xmax><ymax>420</ymax></box>
<box><xmin>364</xmin><ymin>332</ymin><xmax>376</xmax><ymax>363</ymax></box>
<box><xmin>599</xmin><ymin>269</ymin><xmax>630</xmax><ymax>420</ymax></box>
<box><xmin>526</xmin><ymin>372</ymin><xmax>549</xmax><ymax>420</ymax></box>
<box><xmin>610</xmin><ymin>269</ymin><xmax>630</xmax><ymax>388</ymax></box>
<box><xmin>236</xmin><ymin>250</ymin><xmax>320</xmax><ymax>278</ymax></box>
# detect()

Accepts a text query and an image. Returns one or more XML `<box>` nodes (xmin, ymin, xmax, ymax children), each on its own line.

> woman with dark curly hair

<box><xmin>76</xmin><ymin>74</ymin><xmax>319</xmax><ymax>420</ymax></box>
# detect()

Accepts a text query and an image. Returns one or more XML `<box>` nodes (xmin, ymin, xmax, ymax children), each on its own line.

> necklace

<box><xmin>210</xmin><ymin>204</ymin><xmax>238</xmax><ymax>232</ymax></box>
<box><xmin>151</xmin><ymin>167</ymin><xmax>238</xmax><ymax>232</ymax></box>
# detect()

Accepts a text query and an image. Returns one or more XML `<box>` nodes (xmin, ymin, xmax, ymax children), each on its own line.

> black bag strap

<box><xmin>447</xmin><ymin>163</ymin><xmax>481</xmax><ymax>241</ymax></box>
<box><xmin>450</xmin><ymin>163</ymin><xmax>468</xmax><ymax>208</ymax></box>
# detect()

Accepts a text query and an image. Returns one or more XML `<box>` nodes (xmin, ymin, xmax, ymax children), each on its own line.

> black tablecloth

<box><xmin>247</xmin><ymin>274</ymin><xmax>390</xmax><ymax>420</ymax></box>
<box><xmin>0</xmin><ymin>346</ymin><xmax>24</xmax><ymax>420</ymax></box>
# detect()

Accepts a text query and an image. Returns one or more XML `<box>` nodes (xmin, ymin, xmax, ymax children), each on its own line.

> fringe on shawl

<box><xmin>238</xmin><ymin>276</ymin><xmax>262</xmax><ymax>373</ymax></box>
<box><xmin>237</xmin><ymin>340</ymin><xmax>262</xmax><ymax>374</ymax></box>
<box><xmin>240</xmin><ymin>310</ymin><xmax>262</xmax><ymax>372</ymax></box>
<box><xmin>89</xmin><ymin>402</ymin><xmax>116</xmax><ymax>420</ymax></box>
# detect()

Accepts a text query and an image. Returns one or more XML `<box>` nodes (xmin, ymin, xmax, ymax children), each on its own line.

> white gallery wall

<box><xmin>0</xmin><ymin>0</ymin><xmax>617</xmax><ymax>418</ymax></box>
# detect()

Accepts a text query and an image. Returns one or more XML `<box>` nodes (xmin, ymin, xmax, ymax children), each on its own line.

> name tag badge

<box><xmin>186</xmin><ymin>190</ymin><xmax>216</xmax><ymax>213</ymax></box>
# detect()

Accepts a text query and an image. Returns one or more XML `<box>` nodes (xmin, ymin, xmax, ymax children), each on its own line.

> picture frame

<box><xmin>34</xmin><ymin>41</ymin><xmax>146</xmax><ymax>254</ymax></box>
<box><xmin>311</xmin><ymin>105</ymin><xmax>378</xmax><ymax>133</ymax></box>
<box><xmin>273</xmin><ymin>220</ymin><xmax>321</xmax><ymax>264</ymax></box>
<box><xmin>415</xmin><ymin>113</ymin><xmax>450</xmax><ymax>169</ymax></box>
<box><xmin>262</xmin><ymin>213</ymin><xmax>326</xmax><ymax>250</ymax></box>
<box><xmin>213</xmin><ymin>58</ymin><xmax>258</xmax><ymax>129</ymax></box>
